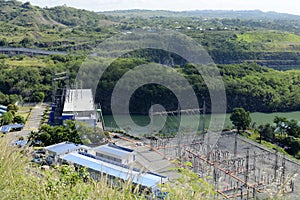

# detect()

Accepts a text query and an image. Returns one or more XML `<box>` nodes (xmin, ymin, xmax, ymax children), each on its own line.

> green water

<box><xmin>103</xmin><ymin>111</ymin><xmax>300</xmax><ymax>134</ymax></box>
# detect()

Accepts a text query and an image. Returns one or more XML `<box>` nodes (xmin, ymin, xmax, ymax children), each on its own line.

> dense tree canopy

<box><xmin>258</xmin><ymin>123</ymin><xmax>274</xmax><ymax>143</ymax></box>
<box><xmin>230</xmin><ymin>108</ymin><xmax>251</xmax><ymax>132</ymax></box>
<box><xmin>256</xmin><ymin>116</ymin><xmax>300</xmax><ymax>159</ymax></box>
<box><xmin>28</xmin><ymin>120</ymin><xmax>107</xmax><ymax>146</ymax></box>
<box><xmin>0</xmin><ymin>111</ymin><xmax>14</xmax><ymax>125</ymax></box>
<box><xmin>29</xmin><ymin>120</ymin><xmax>82</xmax><ymax>146</ymax></box>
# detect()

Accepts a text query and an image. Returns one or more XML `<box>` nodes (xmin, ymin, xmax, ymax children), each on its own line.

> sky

<box><xmin>19</xmin><ymin>0</ymin><xmax>300</xmax><ymax>16</ymax></box>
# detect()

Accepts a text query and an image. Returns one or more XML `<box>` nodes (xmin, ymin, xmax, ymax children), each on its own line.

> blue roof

<box><xmin>95</xmin><ymin>145</ymin><xmax>131</xmax><ymax>158</ymax></box>
<box><xmin>61</xmin><ymin>152</ymin><xmax>163</xmax><ymax>188</ymax></box>
<box><xmin>15</xmin><ymin>140</ymin><xmax>27</xmax><ymax>147</ymax></box>
<box><xmin>45</xmin><ymin>142</ymin><xmax>81</xmax><ymax>155</ymax></box>
<box><xmin>62</xmin><ymin>113</ymin><xmax>75</xmax><ymax>116</ymax></box>
<box><xmin>0</xmin><ymin>109</ymin><xmax>7</xmax><ymax>114</ymax></box>
<box><xmin>9</xmin><ymin>123</ymin><xmax>24</xmax><ymax>129</ymax></box>
<box><xmin>79</xmin><ymin>151</ymin><xmax>141</xmax><ymax>172</ymax></box>
<box><xmin>108</xmin><ymin>143</ymin><xmax>134</xmax><ymax>152</ymax></box>
<box><xmin>0</xmin><ymin>126</ymin><xmax>11</xmax><ymax>133</ymax></box>
<box><xmin>0</xmin><ymin>105</ymin><xmax>7</xmax><ymax>110</ymax></box>
<box><xmin>0</xmin><ymin>123</ymin><xmax>24</xmax><ymax>133</ymax></box>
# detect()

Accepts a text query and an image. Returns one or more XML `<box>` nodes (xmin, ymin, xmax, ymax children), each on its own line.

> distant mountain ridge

<box><xmin>100</xmin><ymin>9</ymin><xmax>300</xmax><ymax>20</ymax></box>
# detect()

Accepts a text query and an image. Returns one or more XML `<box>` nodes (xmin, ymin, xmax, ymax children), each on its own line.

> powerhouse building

<box><xmin>62</xmin><ymin>89</ymin><xmax>97</xmax><ymax>127</ymax></box>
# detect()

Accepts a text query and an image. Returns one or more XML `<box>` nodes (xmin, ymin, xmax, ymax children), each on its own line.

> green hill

<box><xmin>1</xmin><ymin>0</ymin><xmax>300</xmax><ymax>66</ymax></box>
<box><xmin>0</xmin><ymin>0</ymin><xmax>108</xmax><ymax>27</ymax></box>
<box><xmin>1</xmin><ymin>0</ymin><xmax>300</xmax><ymax>113</ymax></box>
<box><xmin>0</xmin><ymin>0</ymin><xmax>117</xmax><ymax>51</ymax></box>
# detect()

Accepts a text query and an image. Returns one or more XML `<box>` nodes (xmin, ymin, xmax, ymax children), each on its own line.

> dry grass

<box><xmin>16</xmin><ymin>106</ymin><xmax>32</xmax><ymax>123</ymax></box>
<box><xmin>5</xmin><ymin>57</ymin><xmax>47</xmax><ymax>68</ymax></box>
<box><xmin>0</xmin><ymin>138</ymin><xmax>219</xmax><ymax>200</ymax></box>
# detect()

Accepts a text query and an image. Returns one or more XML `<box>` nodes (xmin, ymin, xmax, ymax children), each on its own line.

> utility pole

<box><xmin>52</xmin><ymin>72</ymin><xmax>56</xmax><ymax>103</ymax></box>
<box><xmin>202</xmin><ymin>101</ymin><xmax>206</xmax><ymax>140</ymax></box>
<box><xmin>234</xmin><ymin>132</ymin><xmax>238</xmax><ymax>157</ymax></box>
<box><xmin>253</xmin><ymin>151</ymin><xmax>256</xmax><ymax>172</ymax></box>
<box><xmin>206</xmin><ymin>132</ymin><xmax>210</xmax><ymax>161</ymax></box>
<box><xmin>150</xmin><ymin>103</ymin><xmax>154</xmax><ymax>151</ymax></box>
<box><xmin>177</xmin><ymin>105</ymin><xmax>181</xmax><ymax>160</ymax></box>
<box><xmin>274</xmin><ymin>149</ymin><xmax>278</xmax><ymax>181</ymax></box>
<box><xmin>245</xmin><ymin>148</ymin><xmax>250</xmax><ymax>200</ymax></box>
<box><xmin>281</xmin><ymin>155</ymin><xmax>286</xmax><ymax>185</ymax></box>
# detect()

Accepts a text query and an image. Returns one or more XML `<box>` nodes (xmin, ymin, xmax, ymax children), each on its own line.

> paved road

<box><xmin>111</xmin><ymin>135</ymin><xmax>179</xmax><ymax>180</ymax></box>
<box><xmin>6</xmin><ymin>104</ymin><xmax>47</xmax><ymax>142</ymax></box>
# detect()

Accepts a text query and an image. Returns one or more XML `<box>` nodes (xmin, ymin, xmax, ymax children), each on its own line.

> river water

<box><xmin>103</xmin><ymin>111</ymin><xmax>300</xmax><ymax>135</ymax></box>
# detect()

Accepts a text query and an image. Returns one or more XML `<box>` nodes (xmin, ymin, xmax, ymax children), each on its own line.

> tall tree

<box><xmin>273</xmin><ymin>116</ymin><xmax>288</xmax><ymax>136</ymax></box>
<box><xmin>230</xmin><ymin>108</ymin><xmax>251</xmax><ymax>132</ymax></box>
<box><xmin>1</xmin><ymin>111</ymin><xmax>14</xmax><ymax>125</ymax></box>
<box><xmin>258</xmin><ymin>123</ymin><xmax>274</xmax><ymax>143</ymax></box>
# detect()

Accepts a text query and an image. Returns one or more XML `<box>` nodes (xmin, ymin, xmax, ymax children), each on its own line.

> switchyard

<box><xmin>143</xmin><ymin>131</ymin><xmax>299</xmax><ymax>199</ymax></box>
<box><xmin>137</xmin><ymin>108</ymin><xmax>300</xmax><ymax>199</ymax></box>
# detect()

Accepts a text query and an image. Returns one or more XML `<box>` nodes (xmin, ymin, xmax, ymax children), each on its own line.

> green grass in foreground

<box><xmin>0</xmin><ymin>139</ymin><xmax>216</xmax><ymax>200</ymax></box>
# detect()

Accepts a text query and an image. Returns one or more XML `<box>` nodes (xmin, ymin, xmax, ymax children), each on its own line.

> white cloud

<box><xmin>19</xmin><ymin>0</ymin><xmax>300</xmax><ymax>15</ymax></box>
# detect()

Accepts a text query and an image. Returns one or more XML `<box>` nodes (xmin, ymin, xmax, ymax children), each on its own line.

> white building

<box><xmin>63</xmin><ymin>89</ymin><xmax>97</xmax><ymax>127</ymax></box>
<box><xmin>93</xmin><ymin>144</ymin><xmax>136</xmax><ymax>165</ymax></box>
<box><xmin>60</xmin><ymin>151</ymin><xmax>168</xmax><ymax>192</ymax></box>
<box><xmin>44</xmin><ymin>141</ymin><xmax>83</xmax><ymax>157</ymax></box>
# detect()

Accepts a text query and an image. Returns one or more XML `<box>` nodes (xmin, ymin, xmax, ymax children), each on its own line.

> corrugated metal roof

<box><xmin>0</xmin><ymin>123</ymin><xmax>24</xmax><ymax>133</ymax></box>
<box><xmin>79</xmin><ymin>151</ymin><xmax>141</xmax><ymax>172</ymax></box>
<box><xmin>0</xmin><ymin>126</ymin><xmax>11</xmax><ymax>133</ymax></box>
<box><xmin>9</xmin><ymin>124</ymin><xmax>24</xmax><ymax>129</ymax></box>
<box><xmin>44</xmin><ymin>142</ymin><xmax>81</xmax><ymax>155</ymax></box>
<box><xmin>15</xmin><ymin>140</ymin><xmax>27</xmax><ymax>147</ymax></box>
<box><xmin>63</xmin><ymin>89</ymin><xmax>95</xmax><ymax>112</ymax></box>
<box><xmin>61</xmin><ymin>152</ymin><xmax>163</xmax><ymax>188</ymax></box>
<box><xmin>0</xmin><ymin>109</ymin><xmax>7</xmax><ymax>114</ymax></box>
<box><xmin>95</xmin><ymin>145</ymin><xmax>132</xmax><ymax>158</ymax></box>
<box><xmin>0</xmin><ymin>105</ymin><xmax>7</xmax><ymax>110</ymax></box>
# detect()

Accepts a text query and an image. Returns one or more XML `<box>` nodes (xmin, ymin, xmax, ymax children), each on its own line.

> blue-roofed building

<box><xmin>0</xmin><ymin>109</ymin><xmax>7</xmax><ymax>114</ymax></box>
<box><xmin>0</xmin><ymin>123</ymin><xmax>24</xmax><ymax>133</ymax></box>
<box><xmin>93</xmin><ymin>144</ymin><xmax>136</xmax><ymax>165</ymax></box>
<box><xmin>15</xmin><ymin>140</ymin><xmax>27</xmax><ymax>147</ymax></box>
<box><xmin>0</xmin><ymin>126</ymin><xmax>11</xmax><ymax>133</ymax></box>
<box><xmin>44</xmin><ymin>142</ymin><xmax>168</xmax><ymax>194</ymax></box>
<box><xmin>60</xmin><ymin>152</ymin><xmax>167</xmax><ymax>191</ymax></box>
<box><xmin>0</xmin><ymin>105</ymin><xmax>7</xmax><ymax>111</ymax></box>
<box><xmin>44</xmin><ymin>141</ymin><xmax>83</xmax><ymax>156</ymax></box>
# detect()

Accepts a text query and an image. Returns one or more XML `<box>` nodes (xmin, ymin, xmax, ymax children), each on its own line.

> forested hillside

<box><xmin>1</xmin><ymin>1</ymin><xmax>300</xmax><ymax>114</ymax></box>
<box><xmin>0</xmin><ymin>0</ymin><xmax>115</xmax><ymax>51</ymax></box>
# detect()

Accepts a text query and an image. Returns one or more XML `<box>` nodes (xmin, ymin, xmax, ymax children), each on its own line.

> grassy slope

<box><xmin>4</xmin><ymin>57</ymin><xmax>48</xmax><ymax>67</ymax></box>
<box><xmin>238</xmin><ymin>31</ymin><xmax>300</xmax><ymax>43</ymax></box>
<box><xmin>0</xmin><ymin>138</ymin><xmax>146</xmax><ymax>200</ymax></box>
<box><xmin>237</xmin><ymin>31</ymin><xmax>300</xmax><ymax>51</ymax></box>
<box><xmin>0</xmin><ymin>138</ymin><xmax>216</xmax><ymax>200</ymax></box>
<box><xmin>0</xmin><ymin>1</ymin><xmax>116</xmax><ymax>51</ymax></box>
